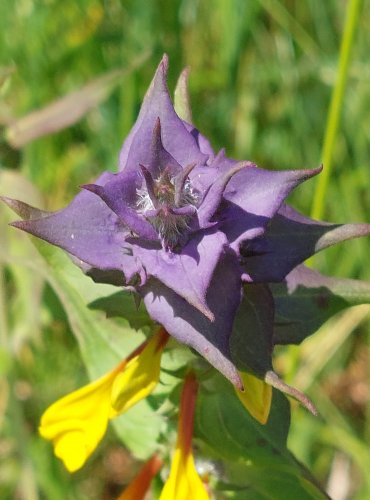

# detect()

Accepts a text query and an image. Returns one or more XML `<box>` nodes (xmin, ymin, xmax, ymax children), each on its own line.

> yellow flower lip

<box><xmin>110</xmin><ymin>327</ymin><xmax>169</xmax><ymax>414</ymax></box>
<box><xmin>39</xmin><ymin>328</ymin><xmax>169</xmax><ymax>472</ymax></box>
<box><xmin>118</xmin><ymin>371</ymin><xmax>210</xmax><ymax>500</ymax></box>
<box><xmin>159</xmin><ymin>372</ymin><xmax>210</xmax><ymax>500</ymax></box>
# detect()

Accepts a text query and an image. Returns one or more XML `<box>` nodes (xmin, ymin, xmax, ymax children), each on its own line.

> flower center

<box><xmin>136</xmin><ymin>165</ymin><xmax>198</xmax><ymax>251</ymax></box>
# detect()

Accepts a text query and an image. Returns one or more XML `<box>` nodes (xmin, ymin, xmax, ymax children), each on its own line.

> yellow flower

<box><xmin>39</xmin><ymin>328</ymin><xmax>169</xmax><ymax>472</ymax></box>
<box><xmin>110</xmin><ymin>327</ymin><xmax>168</xmax><ymax>414</ymax></box>
<box><xmin>160</xmin><ymin>373</ymin><xmax>210</xmax><ymax>500</ymax></box>
<box><xmin>235</xmin><ymin>371</ymin><xmax>272</xmax><ymax>425</ymax></box>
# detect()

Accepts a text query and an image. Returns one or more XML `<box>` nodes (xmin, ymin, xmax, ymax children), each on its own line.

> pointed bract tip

<box><xmin>314</xmin><ymin>164</ymin><xmax>323</xmax><ymax>175</ymax></box>
<box><xmin>159</xmin><ymin>53</ymin><xmax>169</xmax><ymax>73</ymax></box>
<box><xmin>0</xmin><ymin>195</ymin><xmax>14</xmax><ymax>207</ymax></box>
<box><xmin>151</xmin><ymin>117</ymin><xmax>162</xmax><ymax>145</ymax></box>
<box><xmin>9</xmin><ymin>219</ymin><xmax>30</xmax><ymax>231</ymax></box>
<box><xmin>203</xmin><ymin>308</ymin><xmax>215</xmax><ymax>323</ymax></box>
<box><xmin>303</xmin><ymin>164</ymin><xmax>323</xmax><ymax>180</ymax></box>
<box><xmin>174</xmin><ymin>65</ymin><xmax>193</xmax><ymax>123</ymax></box>
<box><xmin>1</xmin><ymin>196</ymin><xmax>23</xmax><ymax>216</ymax></box>
<box><xmin>1</xmin><ymin>196</ymin><xmax>46</xmax><ymax>221</ymax></box>
<box><xmin>234</xmin><ymin>372</ymin><xmax>244</xmax><ymax>391</ymax></box>
<box><xmin>183</xmin><ymin>295</ymin><xmax>215</xmax><ymax>323</ymax></box>
<box><xmin>176</xmin><ymin>67</ymin><xmax>191</xmax><ymax>95</ymax></box>
<box><xmin>265</xmin><ymin>371</ymin><xmax>318</xmax><ymax>416</ymax></box>
<box><xmin>180</xmin><ymin>65</ymin><xmax>190</xmax><ymax>80</ymax></box>
<box><xmin>80</xmin><ymin>183</ymin><xmax>104</xmax><ymax>196</ymax></box>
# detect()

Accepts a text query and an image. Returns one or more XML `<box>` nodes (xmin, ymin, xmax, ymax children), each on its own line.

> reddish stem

<box><xmin>117</xmin><ymin>454</ymin><xmax>162</xmax><ymax>500</ymax></box>
<box><xmin>178</xmin><ymin>372</ymin><xmax>199</xmax><ymax>455</ymax></box>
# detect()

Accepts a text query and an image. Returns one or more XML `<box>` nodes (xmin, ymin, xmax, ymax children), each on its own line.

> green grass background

<box><xmin>0</xmin><ymin>0</ymin><xmax>369</xmax><ymax>498</ymax></box>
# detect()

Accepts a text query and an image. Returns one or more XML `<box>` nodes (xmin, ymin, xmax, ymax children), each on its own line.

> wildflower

<box><xmin>39</xmin><ymin>328</ymin><xmax>169</xmax><ymax>472</ymax></box>
<box><xmin>117</xmin><ymin>374</ymin><xmax>209</xmax><ymax>499</ymax></box>
<box><xmin>3</xmin><ymin>54</ymin><xmax>370</xmax><ymax>401</ymax></box>
<box><xmin>160</xmin><ymin>372</ymin><xmax>209</xmax><ymax>500</ymax></box>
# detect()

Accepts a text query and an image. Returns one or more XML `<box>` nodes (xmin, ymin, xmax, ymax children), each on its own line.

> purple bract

<box><xmin>4</xmin><ymin>55</ymin><xmax>370</xmax><ymax>391</ymax></box>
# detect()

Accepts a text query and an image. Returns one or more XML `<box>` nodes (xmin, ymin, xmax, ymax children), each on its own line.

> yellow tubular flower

<box><xmin>110</xmin><ymin>327</ymin><xmax>169</xmax><ymax>414</ymax></box>
<box><xmin>236</xmin><ymin>371</ymin><xmax>272</xmax><ymax>425</ymax></box>
<box><xmin>39</xmin><ymin>328</ymin><xmax>169</xmax><ymax>472</ymax></box>
<box><xmin>160</xmin><ymin>373</ymin><xmax>210</xmax><ymax>500</ymax></box>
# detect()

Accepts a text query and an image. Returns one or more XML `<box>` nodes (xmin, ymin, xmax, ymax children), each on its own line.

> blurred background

<box><xmin>0</xmin><ymin>0</ymin><xmax>369</xmax><ymax>498</ymax></box>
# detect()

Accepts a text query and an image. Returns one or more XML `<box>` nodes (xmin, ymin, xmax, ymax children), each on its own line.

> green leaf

<box><xmin>88</xmin><ymin>290</ymin><xmax>153</xmax><ymax>330</ymax></box>
<box><xmin>220</xmin><ymin>464</ymin><xmax>328</xmax><ymax>499</ymax></box>
<box><xmin>230</xmin><ymin>284</ymin><xmax>274</xmax><ymax>376</ymax></box>
<box><xmin>1</xmin><ymin>171</ymin><xmax>164</xmax><ymax>458</ymax></box>
<box><xmin>37</xmin><ymin>245</ymin><xmax>164</xmax><ymax>459</ymax></box>
<box><xmin>196</xmin><ymin>376</ymin><xmax>327</xmax><ymax>499</ymax></box>
<box><xmin>230</xmin><ymin>283</ymin><xmax>317</xmax><ymax>415</ymax></box>
<box><xmin>0</xmin><ymin>171</ymin><xmax>46</xmax><ymax>349</ymax></box>
<box><xmin>272</xmin><ymin>265</ymin><xmax>370</xmax><ymax>345</ymax></box>
<box><xmin>196</xmin><ymin>375</ymin><xmax>290</xmax><ymax>463</ymax></box>
<box><xmin>112</xmin><ymin>400</ymin><xmax>164</xmax><ymax>460</ymax></box>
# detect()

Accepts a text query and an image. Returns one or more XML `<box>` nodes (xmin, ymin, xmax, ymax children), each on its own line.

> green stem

<box><xmin>311</xmin><ymin>0</ymin><xmax>363</xmax><ymax>220</ymax></box>
<box><xmin>0</xmin><ymin>266</ymin><xmax>8</xmax><ymax>347</ymax></box>
<box><xmin>288</xmin><ymin>1</ymin><xmax>363</xmax><ymax>381</ymax></box>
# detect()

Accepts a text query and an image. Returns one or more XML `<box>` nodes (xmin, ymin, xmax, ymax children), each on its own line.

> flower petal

<box><xmin>39</xmin><ymin>330</ymin><xmax>168</xmax><ymax>472</ymax></box>
<box><xmin>160</xmin><ymin>373</ymin><xmax>209</xmax><ymax>500</ymax></box>
<box><xmin>39</xmin><ymin>364</ymin><xmax>122</xmax><ymax>472</ymax></box>
<box><xmin>160</xmin><ymin>449</ymin><xmax>209</xmax><ymax>500</ymax></box>
<box><xmin>110</xmin><ymin>328</ymin><xmax>169</xmax><ymax>414</ymax></box>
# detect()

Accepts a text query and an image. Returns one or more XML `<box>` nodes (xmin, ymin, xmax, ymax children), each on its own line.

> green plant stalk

<box><xmin>311</xmin><ymin>0</ymin><xmax>363</xmax><ymax>220</ymax></box>
<box><xmin>287</xmin><ymin>0</ymin><xmax>363</xmax><ymax>383</ymax></box>
<box><xmin>0</xmin><ymin>266</ymin><xmax>8</xmax><ymax>347</ymax></box>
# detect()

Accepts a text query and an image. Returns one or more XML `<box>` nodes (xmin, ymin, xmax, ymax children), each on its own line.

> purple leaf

<box><xmin>221</xmin><ymin>166</ymin><xmax>322</xmax><ymax>251</ymax></box>
<box><xmin>7</xmin><ymin>173</ymin><xmax>144</xmax><ymax>284</ymax></box>
<box><xmin>119</xmin><ymin>55</ymin><xmax>208</xmax><ymax>172</ymax></box>
<box><xmin>141</xmin><ymin>252</ymin><xmax>243</xmax><ymax>388</ymax></box>
<box><xmin>243</xmin><ymin>204</ymin><xmax>370</xmax><ymax>282</ymax></box>
<box><xmin>133</xmin><ymin>230</ymin><xmax>229</xmax><ymax>319</ymax></box>
<box><xmin>5</xmin><ymin>55</ymin><xmax>370</xmax><ymax>391</ymax></box>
